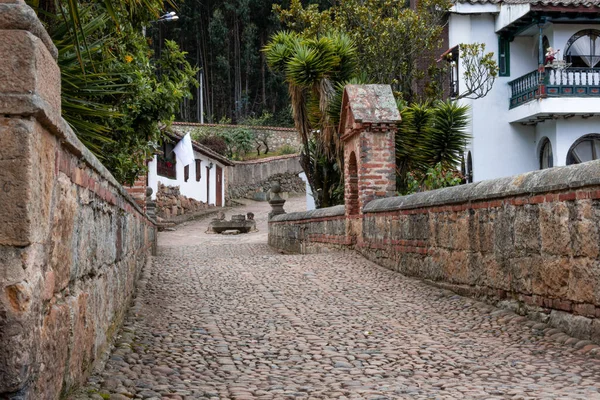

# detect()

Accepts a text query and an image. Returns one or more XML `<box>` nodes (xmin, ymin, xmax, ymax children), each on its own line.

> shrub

<box><xmin>199</xmin><ymin>136</ymin><xmax>228</xmax><ymax>155</ymax></box>
<box><xmin>278</xmin><ymin>144</ymin><xmax>298</xmax><ymax>155</ymax></box>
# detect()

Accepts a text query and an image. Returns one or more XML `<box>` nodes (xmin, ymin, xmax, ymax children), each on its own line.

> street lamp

<box><xmin>142</xmin><ymin>12</ymin><xmax>179</xmax><ymax>37</ymax></box>
<box><xmin>158</xmin><ymin>11</ymin><xmax>179</xmax><ymax>22</ymax></box>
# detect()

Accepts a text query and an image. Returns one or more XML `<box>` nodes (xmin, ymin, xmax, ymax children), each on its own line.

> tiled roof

<box><xmin>165</xmin><ymin>131</ymin><xmax>235</xmax><ymax>166</ymax></box>
<box><xmin>456</xmin><ymin>0</ymin><xmax>599</xmax><ymax>5</ymax></box>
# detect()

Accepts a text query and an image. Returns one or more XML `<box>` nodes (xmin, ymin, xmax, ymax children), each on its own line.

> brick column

<box><xmin>339</xmin><ymin>85</ymin><xmax>400</xmax><ymax>216</ymax></box>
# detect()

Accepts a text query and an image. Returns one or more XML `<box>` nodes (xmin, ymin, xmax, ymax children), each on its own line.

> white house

<box><xmin>147</xmin><ymin>131</ymin><xmax>234</xmax><ymax>206</ymax></box>
<box><xmin>447</xmin><ymin>0</ymin><xmax>600</xmax><ymax>182</ymax></box>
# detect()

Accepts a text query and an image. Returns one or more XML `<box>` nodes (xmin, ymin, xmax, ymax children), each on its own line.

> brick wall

<box><xmin>0</xmin><ymin>3</ymin><xmax>156</xmax><ymax>398</ymax></box>
<box><xmin>270</xmin><ymin>161</ymin><xmax>600</xmax><ymax>344</ymax></box>
<box><xmin>124</xmin><ymin>173</ymin><xmax>148</xmax><ymax>209</ymax></box>
<box><xmin>270</xmin><ymin>84</ymin><xmax>600</xmax><ymax>344</ymax></box>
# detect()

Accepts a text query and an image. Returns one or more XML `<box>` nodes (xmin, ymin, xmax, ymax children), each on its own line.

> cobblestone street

<box><xmin>78</xmin><ymin>197</ymin><xmax>600</xmax><ymax>400</ymax></box>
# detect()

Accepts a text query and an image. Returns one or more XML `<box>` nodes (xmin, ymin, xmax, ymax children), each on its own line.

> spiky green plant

<box><xmin>264</xmin><ymin>31</ymin><xmax>357</xmax><ymax>208</ymax></box>
<box><xmin>425</xmin><ymin>100</ymin><xmax>470</xmax><ymax>168</ymax></box>
<box><xmin>396</xmin><ymin>100</ymin><xmax>470</xmax><ymax>194</ymax></box>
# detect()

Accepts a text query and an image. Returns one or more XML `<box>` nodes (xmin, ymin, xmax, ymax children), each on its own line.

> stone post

<box><xmin>338</xmin><ymin>85</ymin><xmax>401</xmax><ymax>216</ymax></box>
<box><xmin>268</xmin><ymin>181</ymin><xmax>286</xmax><ymax>219</ymax></box>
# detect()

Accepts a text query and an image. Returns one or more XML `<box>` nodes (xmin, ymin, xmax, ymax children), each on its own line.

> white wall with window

<box><xmin>147</xmin><ymin>149</ymin><xmax>227</xmax><ymax>207</ymax></box>
<box><xmin>552</xmin><ymin>25</ymin><xmax>600</xmax><ymax>68</ymax></box>
<box><xmin>449</xmin><ymin>12</ymin><xmax>539</xmax><ymax>182</ymax></box>
<box><xmin>533</xmin><ymin>117</ymin><xmax>600</xmax><ymax>169</ymax></box>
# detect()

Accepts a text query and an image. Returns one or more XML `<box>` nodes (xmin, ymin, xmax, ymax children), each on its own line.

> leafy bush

<box><xmin>278</xmin><ymin>144</ymin><xmax>298</xmax><ymax>155</ymax></box>
<box><xmin>404</xmin><ymin>163</ymin><xmax>463</xmax><ymax>194</ymax></box>
<box><xmin>199</xmin><ymin>136</ymin><xmax>228</xmax><ymax>155</ymax></box>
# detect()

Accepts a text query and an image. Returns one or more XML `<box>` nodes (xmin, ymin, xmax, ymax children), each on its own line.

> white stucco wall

<box><xmin>450</xmin><ymin>13</ymin><xmax>539</xmax><ymax>181</ymax></box>
<box><xmin>447</xmin><ymin>8</ymin><xmax>600</xmax><ymax>182</ymax></box>
<box><xmin>534</xmin><ymin>117</ymin><xmax>600</xmax><ymax>168</ymax></box>
<box><xmin>299</xmin><ymin>172</ymin><xmax>316</xmax><ymax>211</ymax></box>
<box><xmin>148</xmin><ymin>150</ymin><xmax>227</xmax><ymax>207</ymax></box>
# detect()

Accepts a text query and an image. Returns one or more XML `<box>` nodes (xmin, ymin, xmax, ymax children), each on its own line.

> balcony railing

<box><xmin>509</xmin><ymin>70</ymin><xmax>540</xmax><ymax>109</ymax></box>
<box><xmin>509</xmin><ymin>67</ymin><xmax>600</xmax><ymax>109</ymax></box>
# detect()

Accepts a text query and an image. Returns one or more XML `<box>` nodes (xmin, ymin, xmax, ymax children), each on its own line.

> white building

<box><xmin>447</xmin><ymin>0</ymin><xmax>600</xmax><ymax>182</ymax></box>
<box><xmin>147</xmin><ymin>132</ymin><xmax>234</xmax><ymax>206</ymax></box>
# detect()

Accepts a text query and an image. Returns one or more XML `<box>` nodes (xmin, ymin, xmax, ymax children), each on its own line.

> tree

<box><xmin>40</xmin><ymin>2</ymin><xmax>197</xmax><ymax>184</ymax></box>
<box><xmin>264</xmin><ymin>31</ymin><xmax>358</xmax><ymax>207</ymax></box>
<box><xmin>274</xmin><ymin>0</ymin><xmax>451</xmax><ymax>103</ymax></box>
<box><xmin>158</xmin><ymin>0</ymin><xmax>293</xmax><ymax>124</ymax></box>
<box><xmin>455</xmin><ymin>43</ymin><xmax>499</xmax><ymax>100</ymax></box>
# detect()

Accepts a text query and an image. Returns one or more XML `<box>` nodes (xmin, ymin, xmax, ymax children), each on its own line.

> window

<box><xmin>448</xmin><ymin>46</ymin><xmax>459</xmax><ymax>98</ymax></box>
<box><xmin>498</xmin><ymin>36</ymin><xmax>511</xmax><ymax>76</ymax></box>
<box><xmin>539</xmin><ymin>138</ymin><xmax>553</xmax><ymax>169</ymax></box>
<box><xmin>567</xmin><ymin>134</ymin><xmax>600</xmax><ymax>165</ymax></box>
<box><xmin>439</xmin><ymin>46</ymin><xmax>459</xmax><ymax>98</ymax></box>
<box><xmin>565</xmin><ymin>29</ymin><xmax>600</xmax><ymax>68</ymax></box>
<box><xmin>466</xmin><ymin>151</ymin><xmax>473</xmax><ymax>183</ymax></box>
<box><xmin>184</xmin><ymin>165</ymin><xmax>189</xmax><ymax>182</ymax></box>
<box><xmin>195</xmin><ymin>159</ymin><xmax>202</xmax><ymax>181</ymax></box>
<box><xmin>157</xmin><ymin>141</ymin><xmax>176</xmax><ymax>179</ymax></box>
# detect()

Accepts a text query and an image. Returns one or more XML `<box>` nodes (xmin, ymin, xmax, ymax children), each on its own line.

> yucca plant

<box><xmin>396</xmin><ymin>100</ymin><xmax>470</xmax><ymax>194</ymax></box>
<box><xmin>425</xmin><ymin>100</ymin><xmax>470</xmax><ymax>168</ymax></box>
<box><xmin>264</xmin><ymin>31</ymin><xmax>357</xmax><ymax>208</ymax></box>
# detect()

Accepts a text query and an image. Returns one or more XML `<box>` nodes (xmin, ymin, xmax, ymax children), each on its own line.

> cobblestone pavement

<box><xmin>76</xmin><ymin>197</ymin><xmax>600</xmax><ymax>400</ymax></box>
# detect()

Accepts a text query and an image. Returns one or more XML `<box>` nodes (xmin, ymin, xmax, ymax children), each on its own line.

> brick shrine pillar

<box><xmin>339</xmin><ymin>85</ymin><xmax>400</xmax><ymax>218</ymax></box>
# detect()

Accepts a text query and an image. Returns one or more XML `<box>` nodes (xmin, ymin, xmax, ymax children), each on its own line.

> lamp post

<box><xmin>142</xmin><ymin>11</ymin><xmax>179</xmax><ymax>37</ymax></box>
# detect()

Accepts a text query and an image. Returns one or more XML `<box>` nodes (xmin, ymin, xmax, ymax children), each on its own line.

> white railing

<box><xmin>547</xmin><ymin>68</ymin><xmax>600</xmax><ymax>87</ymax></box>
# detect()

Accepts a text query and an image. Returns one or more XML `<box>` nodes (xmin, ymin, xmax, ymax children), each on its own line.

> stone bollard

<box><xmin>268</xmin><ymin>181</ymin><xmax>286</xmax><ymax>219</ymax></box>
<box><xmin>146</xmin><ymin>187</ymin><xmax>156</xmax><ymax>220</ymax></box>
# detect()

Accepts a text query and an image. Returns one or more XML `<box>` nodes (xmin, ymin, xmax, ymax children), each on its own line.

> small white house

<box><xmin>447</xmin><ymin>0</ymin><xmax>600</xmax><ymax>182</ymax></box>
<box><xmin>147</xmin><ymin>132</ymin><xmax>234</xmax><ymax>206</ymax></box>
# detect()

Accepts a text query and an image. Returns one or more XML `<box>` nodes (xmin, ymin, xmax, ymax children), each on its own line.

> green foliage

<box><xmin>396</xmin><ymin>100</ymin><xmax>470</xmax><ymax>194</ymax></box>
<box><xmin>44</xmin><ymin>3</ymin><xmax>197</xmax><ymax>185</ymax></box>
<box><xmin>405</xmin><ymin>163</ymin><xmax>463</xmax><ymax>194</ymax></box>
<box><xmin>264</xmin><ymin>30</ymin><xmax>358</xmax><ymax>208</ymax></box>
<box><xmin>274</xmin><ymin>0</ymin><xmax>451</xmax><ymax>102</ymax></box>
<box><xmin>456</xmin><ymin>43</ymin><xmax>499</xmax><ymax>100</ymax></box>
<box><xmin>278</xmin><ymin>144</ymin><xmax>298</xmax><ymax>155</ymax></box>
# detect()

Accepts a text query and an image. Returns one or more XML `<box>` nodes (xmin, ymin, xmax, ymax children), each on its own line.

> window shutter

<box><xmin>499</xmin><ymin>36</ymin><xmax>510</xmax><ymax>77</ymax></box>
<box><xmin>184</xmin><ymin>165</ymin><xmax>189</xmax><ymax>182</ymax></box>
<box><xmin>195</xmin><ymin>159</ymin><xmax>201</xmax><ymax>181</ymax></box>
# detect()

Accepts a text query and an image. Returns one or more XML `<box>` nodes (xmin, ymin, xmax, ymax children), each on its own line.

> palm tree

<box><xmin>264</xmin><ymin>31</ymin><xmax>357</xmax><ymax>208</ymax></box>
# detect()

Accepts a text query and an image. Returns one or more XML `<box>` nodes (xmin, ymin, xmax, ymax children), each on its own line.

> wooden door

<box><xmin>216</xmin><ymin>166</ymin><xmax>223</xmax><ymax>207</ymax></box>
<box><xmin>206</xmin><ymin>166</ymin><xmax>210</xmax><ymax>204</ymax></box>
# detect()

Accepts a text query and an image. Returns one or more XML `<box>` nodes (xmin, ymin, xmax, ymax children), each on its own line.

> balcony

<box><xmin>509</xmin><ymin>67</ymin><xmax>600</xmax><ymax>109</ymax></box>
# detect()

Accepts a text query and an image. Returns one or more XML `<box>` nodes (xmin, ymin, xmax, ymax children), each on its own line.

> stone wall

<box><xmin>227</xmin><ymin>154</ymin><xmax>305</xmax><ymax>201</ymax></box>
<box><xmin>156</xmin><ymin>183</ymin><xmax>212</xmax><ymax>219</ymax></box>
<box><xmin>172</xmin><ymin>122</ymin><xmax>302</xmax><ymax>154</ymax></box>
<box><xmin>0</xmin><ymin>3</ymin><xmax>156</xmax><ymax>399</ymax></box>
<box><xmin>269</xmin><ymin>161</ymin><xmax>600</xmax><ymax>343</ymax></box>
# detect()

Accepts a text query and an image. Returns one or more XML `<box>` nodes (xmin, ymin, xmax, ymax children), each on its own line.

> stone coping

<box><xmin>233</xmin><ymin>154</ymin><xmax>300</xmax><ymax>165</ymax></box>
<box><xmin>0</xmin><ymin>1</ymin><xmax>58</xmax><ymax>59</ymax></box>
<box><xmin>173</xmin><ymin>121</ymin><xmax>297</xmax><ymax>132</ymax></box>
<box><xmin>0</xmin><ymin>93</ymin><xmax>151</xmax><ymax>221</ymax></box>
<box><xmin>270</xmin><ymin>205</ymin><xmax>346</xmax><ymax>222</ymax></box>
<box><xmin>365</xmin><ymin>160</ymin><xmax>600</xmax><ymax>213</ymax></box>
